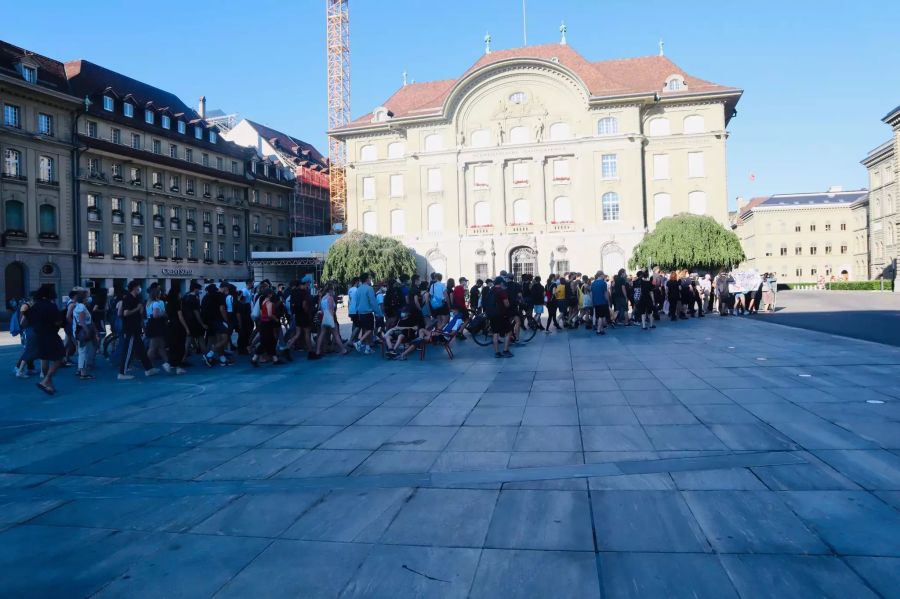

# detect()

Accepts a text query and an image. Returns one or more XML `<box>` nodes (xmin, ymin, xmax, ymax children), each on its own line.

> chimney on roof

<box><xmin>828</xmin><ymin>185</ymin><xmax>843</xmax><ymax>192</ymax></box>
<box><xmin>198</xmin><ymin>96</ymin><xmax>206</xmax><ymax>119</ymax></box>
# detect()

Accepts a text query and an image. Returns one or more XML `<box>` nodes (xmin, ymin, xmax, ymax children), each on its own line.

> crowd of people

<box><xmin>7</xmin><ymin>267</ymin><xmax>775</xmax><ymax>395</ymax></box>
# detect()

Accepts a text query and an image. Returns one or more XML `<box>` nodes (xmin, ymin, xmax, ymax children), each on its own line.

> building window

<box><xmin>811</xmin><ymin>268</ymin><xmax>818</xmax><ymax>276</ymax></box>
<box><xmin>553</xmin><ymin>196</ymin><xmax>572</xmax><ymax>222</ymax></box>
<box><xmin>194</xmin><ymin>126</ymin><xmax>202</xmax><ymax>140</ymax></box>
<box><xmin>152</xmin><ymin>139</ymin><xmax>161</xmax><ymax>154</ymax></box>
<box><xmin>794</xmin><ymin>223</ymin><xmax>801</xmax><ymax>232</ymax></box>
<box><xmin>688</xmin><ymin>152</ymin><xmax>705</xmax><ymax>177</ymax></box>
<box><xmin>840</xmin><ymin>244</ymin><xmax>847</xmax><ymax>254</ymax></box>
<box><xmin>810</xmin><ymin>245</ymin><xmax>817</xmax><ymax>255</ymax></box>
<box><xmin>209</xmin><ymin>130</ymin><xmax>217</xmax><ymax>143</ymax></box>
<box><xmin>471</xmin><ymin>129</ymin><xmax>490</xmax><ymax>147</ymax></box>
<box><xmin>39</xmin><ymin>205</ymin><xmax>56</xmax><ymax>235</ymax></box>
<box><xmin>144</xmin><ymin>109</ymin><xmax>154</xmax><ymax>124</ymax></box>
<box><xmin>602</xmin><ymin>192</ymin><xmax>620</xmax><ymax>221</ymax></box>
<box><xmin>3</xmin><ymin>149</ymin><xmax>22</xmax><ymax>177</ymax></box>
<box><xmin>388</xmin><ymin>142</ymin><xmax>405</xmax><ymax>159</ymax></box>
<box><xmin>512</xmin><ymin>199</ymin><xmax>530</xmax><ymax>225</ymax></box>
<box><xmin>169</xmin><ymin>175</ymin><xmax>180</xmax><ymax>192</ymax></box>
<box><xmin>87</xmin><ymin>121</ymin><xmax>98</xmax><ymax>138</ymax></box>
<box><xmin>203</xmin><ymin>241</ymin><xmax>211</xmax><ymax>261</ymax></box>
<box><xmin>512</xmin><ymin>163</ymin><xmax>529</xmax><ymax>185</ymax></box>
<box><xmin>152</xmin><ymin>171</ymin><xmax>162</xmax><ymax>188</ymax></box>
<box><xmin>161</xmin><ymin>115</ymin><xmax>170</xmax><ymax>129</ymax></box>
<box><xmin>795</xmin><ymin>268</ymin><xmax>803</xmax><ymax>277</ymax></box>
<box><xmin>186</xmin><ymin>239</ymin><xmax>195</xmax><ymax>259</ymax></box>
<box><xmin>473</xmin><ymin>164</ymin><xmax>490</xmax><ymax>188</ymax></box>
<box><xmin>113</xmin><ymin>233</ymin><xmax>124</xmax><ymax>256</ymax></box>
<box><xmin>427</xmin><ymin>203</ymin><xmax>443</xmax><ymax>231</ymax></box>
<box><xmin>601</xmin><ymin>154</ymin><xmax>618</xmax><ymax>179</ymax></box>
<box><xmin>153</xmin><ymin>236</ymin><xmax>163</xmax><ymax>258</ymax></box>
<box><xmin>88</xmin><ymin>230</ymin><xmax>100</xmax><ymax>253</ymax></box>
<box><xmin>231</xmin><ymin>161</ymin><xmax>238</xmax><ymax>174</ymax></box>
<box><xmin>688</xmin><ymin>191</ymin><xmax>707</xmax><ymax>215</ymax></box>
<box><xmin>597</xmin><ymin>117</ymin><xmax>618</xmax><ymax>136</ymax></box>
<box><xmin>111</xmin><ymin>197</ymin><xmax>123</xmax><ymax>213</ymax></box>
<box><xmin>553</xmin><ymin>159</ymin><xmax>569</xmax><ymax>181</ymax></box>
<box><xmin>780</xmin><ymin>244</ymin><xmax>788</xmax><ymax>256</ymax></box>
<box><xmin>556</xmin><ymin>259</ymin><xmax>570</xmax><ymax>273</ymax></box>
<box><xmin>130</xmin><ymin>167</ymin><xmax>142</xmax><ymax>184</ymax></box>
<box><xmin>509</xmin><ymin>127</ymin><xmax>529</xmax><ymax>144</ymax></box>
<box><xmin>665</xmin><ymin>76</ymin><xmax>685</xmax><ymax>92</ymax></box>
<box><xmin>250</xmin><ymin>188</ymin><xmax>258</xmax><ymax>203</ymax></box>
<box><xmin>765</xmin><ymin>243</ymin><xmax>773</xmax><ymax>257</ymax></box>
<box><xmin>38</xmin><ymin>113</ymin><xmax>54</xmax><ymax>136</ymax></box>
<box><xmin>549</xmin><ymin>122</ymin><xmax>570</xmax><ymax>140</ymax></box>
<box><xmin>203</xmin><ymin>183</ymin><xmax>211</xmax><ymax>197</ymax></box>
<box><xmin>475</xmin><ymin>263</ymin><xmax>489</xmax><ymax>280</ymax></box>
<box><xmin>648</xmin><ymin>117</ymin><xmax>670</xmax><ymax>136</ymax></box>
<box><xmin>390</xmin><ymin>209</ymin><xmax>405</xmax><ymax>235</ymax></box>
<box><xmin>265</xmin><ymin>218</ymin><xmax>272</xmax><ymax>234</ymax></box>
<box><xmin>131</xmin><ymin>133</ymin><xmax>141</xmax><ymax>150</ymax></box>
<box><xmin>840</xmin><ymin>222</ymin><xmax>847</xmax><ymax>231</ymax></box>
<box><xmin>4</xmin><ymin>200</ymin><xmax>25</xmax><ymax>230</ymax></box>
<box><xmin>4</xmin><ymin>104</ymin><xmax>21</xmax><ymax>128</ymax></box>
<box><xmin>683</xmin><ymin>115</ymin><xmax>705</xmax><ymax>134</ymax></box>
<box><xmin>177</xmin><ymin>120</ymin><xmax>185</xmax><ymax>134</ymax></box>
<box><xmin>22</xmin><ymin>66</ymin><xmax>37</xmax><ymax>83</ymax></box>
<box><xmin>111</xmin><ymin>163</ymin><xmax>122</xmax><ymax>180</ymax></box>
<box><xmin>132</xmin><ymin>234</ymin><xmax>143</xmax><ymax>257</ymax></box>
<box><xmin>795</xmin><ymin>245</ymin><xmax>802</xmax><ymax>256</ymax></box>
<box><xmin>233</xmin><ymin>243</ymin><xmax>241</xmax><ymax>260</ymax></box>
<box><xmin>474</xmin><ymin>201</ymin><xmax>490</xmax><ymax>226</ymax></box>
<box><xmin>171</xmin><ymin>238</ymin><xmax>180</xmax><ymax>259</ymax></box>
<box><xmin>362</xmin><ymin>211</ymin><xmax>376</xmax><ymax>234</ymax></box>
<box><xmin>653</xmin><ymin>193</ymin><xmax>672</xmax><ymax>223</ymax></box>
<box><xmin>216</xmin><ymin>157</ymin><xmax>223</xmax><ymax>170</ymax></box>
<box><xmin>202</xmin><ymin>154</ymin><xmax>209</xmax><ymax>167</ymax></box>
<box><xmin>186</xmin><ymin>149</ymin><xmax>193</xmax><ymax>162</ymax></box>
<box><xmin>424</xmin><ymin>134</ymin><xmax>443</xmax><ymax>152</ymax></box>
<box><xmin>88</xmin><ymin>158</ymin><xmax>101</xmax><ymax>176</ymax></box>
<box><xmin>123</xmin><ymin>102</ymin><xmax>134</xmax><ymax>118</ymax></box>
<box><xmin>810</xmin><ymin>224</ymin><xmax>816</xmax><ymax>232</ymax></box>
<box><xmin>390</xmin><ymin>174</ymin><xmax>404</xmax><ymax>197</ymax></box>
<box><xmin>360</xmin><ymin>144</ymin><xmax>376</xmax><ymax>161</ymax></box>
<box><xmin>426</xmin><ymin>168</ymin><xmax>443</xmax><ymax>192</ymax></box>
<box><xmin>252</xmin><ymin>215</ymin><xmax>260</xmax><ymax>233</ymax></box>
<box><xmin>509</xmin><ymin>92</ymin><xmax>527</xmax><ymax>104</ymax></box>
<box><xmin>111</xmin><ymin>128</ymin><xmax>121</xmax><ymax>144</ymax></box>
<box><xmin>38</xmin><ymin>156</ymin><xmax>54</xmax><ymax>182</ymax></box>
<box><xmin>653</xmin><ymin>154</ymin><xmax>670</xmax><ymax>180</ymax></box>
<box><xmin>825</xmin><ymin>243</ymin><xmax>832</xmax><ymax>254</ymax></box>
<box><xmin>362</xmin><ymin>177</ymin><xmax>375</xmax><ymax>200</ymax></box>
<box><xmin>169</xmin><ymin>144</ymin><xmax>178</xmax><ymax>159</ymax></box>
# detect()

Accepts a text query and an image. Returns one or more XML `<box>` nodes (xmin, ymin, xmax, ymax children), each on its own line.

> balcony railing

<box><xmin>36</xmin><ymin>177</ymin><xmax>59</xmax><ymax>186</ymax></box>
<box><xmin>132</xmin><ymin>214</ymin><xmax>144</xmax><ymax>227</ymax></box>
<box><xmin>1</xmin><ymin>172</ymin><xmax>27</xmax><ymax>182</ymax></box>
<box><xmin>549</xmin><ymin>221</ymin><xmax>575</xmax><ymax>232</ymax></box>
<box><xmin>217</xmin><ymin>224</ymin><xmax>226</xmax><ymax>235</ymax></box>
<box><xmin>468</xmin><ymin>225</ymin><xmax>494</xmax><ymax>236</ymax></box>
<box><xmin>130</xmin><ymin>179</ymin><xmax>142</xmax><ymax>187</ymax></box>
<box><xmin>186</xmin><ymin>220</ymin><xmax>196</xmax><ymax>233</ymax></box>
<box><xmin>170</xmin><ymin>218</ymin><xmax>181</xmax><ymax>231</ymax></box>
<box><xmin>153</xmin><ymin>216</ymin><xmax>164</xmax><ymax>229</ymax></box>
<box><xmin>111</xmin><ymin>211</ymin><xmax>125</xmax><ymax>224</ymax></box>
<box><xmin>88</xmin><ymin>251</ymin><xmax>104</xmax><ymax>258</ymax></box>
<box><xmin>216</xmin><ymin>194</ymin><xmax>225</xmax><ymax>201</ymax></box>
<box><xmin>4</xmin><ymin>229</ymin><xmax>27</xmax><ymax>239</ymax></box>
<box><xmin>203</xmin><ymin>223</ymin><xmax>213</xmax><ymax>234</ymax></box>
<box><xmin>153</xmin><ymin>255</ymin><xmax>167</xmax><ymax>261</ymax></box>
<box><xmin>87</xmin><ymin>208</ymin><xmax>101</xmax><ymax>222</ymax></box>
<box><xmin>38</xmin><ymin>232</ymin><xmax>59</xmax><ymax>240</ymax></box>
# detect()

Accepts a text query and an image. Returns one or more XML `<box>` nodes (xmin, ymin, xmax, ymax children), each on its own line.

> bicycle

<box><xmin>470</xmin><ymin>313</ymin><xmax>538</xmax><ymax>346</ymax></box>
<box><xmin>101</xmin><ymin>332</ymin><xmax>118</xmax><ymax>358</ymax></box>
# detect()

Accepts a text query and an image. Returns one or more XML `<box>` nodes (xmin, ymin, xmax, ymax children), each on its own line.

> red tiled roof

<box><xmin>738</xmin><ymin>196</ymin><xmax>769</xmax><ymax>219</ymax></box>
<box><xmin>342</xmin><ymin>44</ymin><xmax>739</xmax><ymax>129</ymax></box>
<box><xmin>245</xmin><ymin>119</ymin><xmax>328</xmax><ymax>170</ymax></box>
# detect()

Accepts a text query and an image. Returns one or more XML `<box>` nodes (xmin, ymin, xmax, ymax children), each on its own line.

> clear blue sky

<box><xmin>7</xmin><ymin>0</ymin><xmax>899</xmax><ymax>207</ymax></box>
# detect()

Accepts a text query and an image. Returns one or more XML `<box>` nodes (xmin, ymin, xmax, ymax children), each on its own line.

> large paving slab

<box><xmin>2</xmin><ymin>310</ymin><xmax>900</xmax><ymax>596</ymax></box>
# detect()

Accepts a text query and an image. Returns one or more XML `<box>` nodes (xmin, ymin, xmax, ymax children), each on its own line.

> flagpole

<box><xmin>522</xmin><ymin>0</ymin><xmax>527</xmax><ymax>46</ymax></box>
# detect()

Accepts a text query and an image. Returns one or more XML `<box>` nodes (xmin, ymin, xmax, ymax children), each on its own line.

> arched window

<box><xmin>424</xmin><ymin>134</ymin><xmax>443</xmax><ymax>152</ymax></box>
<box><xmin>470</xmin><ymin>129</ymin><xmax>490</xmax><ymax>148</ymax></box>
<box><xmin>888</xmin><ymin>222</ymin><xmax>896</xmax><ymax>245</ymax></box>
<box><xmin>664</xmin><ymin>75</ymin><xmax>686</xmax><ymax>92</ymax></box>
<box><xmin>553</xmin><ymin>196</ymin><xmax>572</xmax><ymax>222</ymax></box>
<box><xmin>509</xmin><ymin>126</ymin><xmax>529</xmax><ymax>144</ymax></box>
<box><xmin>778</xmin><ymin>221</ymin><xmax>786</xmax><ymax>233</ymax></box>
<box><xmin>427</xmin><ymin>204</ymin><xmax>443</xmax><ymax>232</ymax></box>
<box><xmin>873</xmin><ymin>198</ymin><xmax>881</xmax><ymax>218</ymax></box>
<box><xmin>647</xmin><ymin>118</ymin><xmax>670</xmax><ymax>136</ymax></box>
<box><xmin>362</xmin><ymin>210</ymin><xmax>376</xmax><ymax>234</ymax></box>
<box><xmin>597</xmin><ymin>117</ymin><xmax>618</xmax><ymax>136</ymax></box>
<box><xmin>683</xmin><ymin>115</ymin><xmax>705</xmax><ymax>134</ymax></box>
<box><xmin>688</xmin><ymin>191</ymin><xmax>707</xmax><ymax>215</ymax></box>
<box><xmin>512</xmin><ymin>199</ymin><xmax>530</xmax><ymax>224</ymax></box>
<box><xmin>387</xmin><ymin>142</ymin><xmax>405</xmax><ymax>159</ymax></box>
<box><xmin>549</xmin><ymin>122</ymin><xmax>570</xmax><ymax>141</ymax></box>
<box><xmin>39</xmin><ymin>156</ymin><xmax>54</xmax><ymax>182</ymax></box>
<box><xmin>474</xmin><ymin>201</ymin><xmax>490</xmax><ymax>226</ymax></box>
<box><xmin>601</xmin><ymin>192</ymin><xmax>619</xmax><ymax>221</ymax></box>
<box><xmin>390</xmin><ymin>209</ymin><xmax>405</xmax><ymax>235</ymax></box>
<box><xmin>653</xmin><ymin>193</ymin><xmax>671</xmax><ymax>223</ymax></box>
<box><xmin>39</xmin><ymin>204</ymin><xmax>56</xmax><ymax>234</ymax></box>
<box><xmin>3</xmin><ymin>149</ymin><xmax>22</xmax><ymax>177</ymax></box>
<box><xmin>5</xmin><ymin>200</ymin><xmax>25</xmax><ymax>230</ymax></box>
<box><xmin>359</xmin><ymin>144</ymin><xmax>376</xmax><ymax>162</ymax></box>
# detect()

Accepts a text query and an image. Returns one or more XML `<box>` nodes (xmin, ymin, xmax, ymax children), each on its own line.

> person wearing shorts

<box><xmin>590</xmin><ymin>272</ymin><xmax>611</xmax><ymax>335</ymax></box>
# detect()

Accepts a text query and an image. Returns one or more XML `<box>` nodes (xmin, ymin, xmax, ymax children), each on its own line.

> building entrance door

<box><xmin>4</xmin><ymin>262</ymin><xmax>26</xmax><ymax>307</ymax></box>
<box><xmin>510</xmin><ymin>246</ymin><xmax>537</xmax><ymax>280</ymax></box>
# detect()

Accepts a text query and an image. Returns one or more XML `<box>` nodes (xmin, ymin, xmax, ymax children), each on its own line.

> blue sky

<box><xmin>7</xmin><ymin>0</ymin><xmax>899</xmax><ymax>207</ymax></box>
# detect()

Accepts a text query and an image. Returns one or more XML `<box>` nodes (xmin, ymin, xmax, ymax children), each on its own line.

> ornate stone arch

<box><xmin>600</xmin><ymin>241</ymin><xmax>626</xmax><ymax>274</ymax></box>
<box><xmin>509</xmin><ymin>245</ymin><xmax>537</xmax><ymax>279</ymax></box>
<box><xmin>426</xmin><ymin>247</ymin><xmax>447</xmax><ymax>277</ymax></box>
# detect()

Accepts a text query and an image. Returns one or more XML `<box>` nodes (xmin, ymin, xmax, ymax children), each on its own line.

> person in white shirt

<box><xmin>71</xmin><ymin>288</ymin><xmax>96</xmax><ymax>379</ymax></box>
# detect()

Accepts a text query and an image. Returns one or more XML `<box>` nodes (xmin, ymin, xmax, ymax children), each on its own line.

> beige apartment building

<box><xmin>1</xmin><ymin>41</ymin><xmax>81</xmax><ymax>305</ymax></box>
<box><xmin>734</xmin><ymin>189</ymin><xmax>866</xmax><ymax>282</ymax></box>
<box><xmin>331</xmin><ymin>41</ymin><xmax>741</xmax><ymax>279</ymax></box>
<box><xmin>861</xmin><ymin>104</ymin><xmax>899</xmax><ymax>280</ymax></box>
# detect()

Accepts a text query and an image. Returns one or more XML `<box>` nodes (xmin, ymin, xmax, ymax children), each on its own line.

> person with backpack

<box><xmin>72</xmin><ymin>288</ymin><xmax>98</xmax><ymax>379</ymax></box>
<box><xmin>353</xmin><ymin>272</ymin><xmax>377</xmax><ymax>354</ymax></box>
<box><xmin>529</xmin><ymin>275</ymin><xmax>545</xmax><ymax>330</ymax></box>
<box><xmin>144</xmin><ymin>286</ymin><xmax>176</xmax><ymax>374</ymax></box>
<box><xmin>484</xmin><ymin>277</ymin><xmax>513</xmax><ymax>358</ymax></box>
<box><xmin>383</xmin><ymin>278</ymin><xmax>405</xmax><ymax>330</ymax></box>
<box><xmin>632</xmin><ymin>270</ymin><xmax>656</xmax><ymax>331</ymax></box>
<box><xmin>469</xmin><ymin>279</ymin><xmax>482</xmax><ymax>315</ymax></box>
<box><xmin>429</xmin><ymin>273</ymin><xmax>449</xmax><ymax>329</ymax></box>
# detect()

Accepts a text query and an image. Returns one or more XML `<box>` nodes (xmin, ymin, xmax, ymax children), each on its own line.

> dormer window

<box><xmin>22</xmin><ymin>65</ymin><xmax>37</xmax><ymax>83</ymax></box>
<box><xmin>161</xmin><ymin>115</ymin><xmax>171</xmax><ymax>129</ymax></box>
<box><xmin>209</xmin><ymin>130</ymin><xmax>217</xmax><ymax>144</ymax></box>
<box><xmin>371</xmin><ymin>106</ymin><xmax>392</xmax><ymax>123</ymax></box>
<box><xmin>123</xmin><ymin>102</ymin><xmax>134</xmax><ymax>118</ymax></box>
<box><xmin>102</xmin><ymin>96</ymin><xmax>114</xmax><ymax>111</ymax></box>
<box><xmin>144</xmin><ymin>109</ymin><xmax>154</xmax><ymax>124</ymax></box>
<box><xmin>194</xmin><ymin>126</ymin><xmax>202</xmax><ymax>140</ymax></box>
<box><xmin>509</xmin><ymin>92</ymin><xmax>527</xmax><ymax>104</ymax></box>
<box><xmin>664</xmin><ymin>75</ymin><xmax>686</xmax><ymax>92</ymax></box>
<box><xmin>177</xmin><ymin>120</ymin><xmax>185</xmax><ymax>134</ymax></box>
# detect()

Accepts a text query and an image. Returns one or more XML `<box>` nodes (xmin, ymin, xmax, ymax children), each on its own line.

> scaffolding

<box><xmin>326</xmin><ymin>0</ymin><xmax>349</xmax><ymax>233</ymax></box>
<box><xmin>292</xmin><ymin>166</ymin><xmax>331</xmax><ymax>237</ymax></box>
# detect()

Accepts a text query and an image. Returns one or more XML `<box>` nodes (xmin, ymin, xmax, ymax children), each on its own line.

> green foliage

<box><xmin>322</xmin><ymin>231</ymin><xmax>417</xmax><ymax>285</ymax></box>
<box><xmin>629</xmin><ymin>214</ymin><xmax>745</xmax><ymax>271</ymax></box>
<box><xmin>828</xmin><ymin>280</ymin><xmax>894</xmax><ymax>291</ymax></box>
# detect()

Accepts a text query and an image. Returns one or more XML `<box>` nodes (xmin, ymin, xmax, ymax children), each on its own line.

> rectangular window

<box><xmin>171</xmin><ymin>238</ymin><xmax>180</xmax><ymax>259</ymax></box>
<box><xmin>203</xmin><ymin>241</ymin><xmax>211</xmax><ymax>261</ymax></box>
<box><xmin>145</xmin><ymin>109</ymin><xmax>154</xmax><ymax>124</ymax></box>
<box><xmin>210</xmin><ymin>130</ymin><xmax>217</xmax><ymax>144</ymax></box>
<box><xmin>152</xmin><ymin>139</ymin><xmax>161</xmax><ymax>154</ymax></box>
<box><xmin>390</xmin><ymin>174</ymin><xmax>404</xmax><ymax>197</ymax></box>
<box><xmin>131</xmin><ymin>133</ymin><xmax>141</xmax><ymax>150</ymax></box>
<box><xmin>266</xmin><ymin>218</ymin><xmax>273</xmax><ymax>234</ymax></box>
<box><xmin>177</xmin><ymin>120</ymin><xmax>185</xmax><ymax>134</ymax></box>
<box><xmin>87</xmin><ymin>230</ymin><xmax>100</xmax><ymax>253</ymax></box>
<box><xmin>810</xmin><ymin>246</ymin><xmax>817</xmax><ymax>255</ymax></box>
<box><xmin>111</xmin><ymin>128</ymin><xmax>121</xmax><ymax>144</ymax></box>
<box><xmin>251</xmin><ymin>189</ymin><xmax>259</xmax><ymax>203</ymax></box>
<box><xmin>688</xmin><ymin>152</ymin><xmax>705</xmax><ymax>177</ymax></box>
<box><xmin>427</xmin><ymin>168</ymin><xmax>443</xmax><ymax>192</ymax></box>
<box><xmin>87</xmin><ymin>193</ymin><xmax>99</xmax><ymax>209</ymax></box>
<box><xmin>217</xmin><ymin>242</ymin><xmax>224</xmax><ymax>261</ymax></box>
<box><xmin>113</xmin><ymin>232</ymin><xmax>124</xmax><ymax>256</ymax></box>
<box><xmin>233</xmin><ymin>243</ymin><xmax>241</xmax><ymax>260</ymax></box>
<box><xmin>840</xmin><ymin>223</ymin><xmax>847</xmax><ymax>231</ymax></box>
<box><xmin>132</xmin><ymin>200</ymin><xmax>142</xmax><ymax>215</ymax></box>
<box><xmin>556</xmin><ymin>259</ymin><xmax>570</xmax><ymax>274</ymax></box>
<box><xmin>202</xmin><ymin>154</ymin><xmax>209</xmax><ymax>167</ymax></box>
<box><xmin>216</xmin><ymin>157</ymin><xmax>223</xmax><ymax>170</ymax></box>
<box><xmin>130</xmin><ymin>167</ymin><xmax>141</xmax><ymax>183</ymax></box>
<box><xmin>3</xmin><ymin>104</ymin><xmax>21</xmax><ymax>128</ymax></box>
<box><xmin>23</xmin><ymin>66</ymin><xmax>37</xmax><ymax>83</ymax></box>
<box><xmin>186</xmin><ymin>179</ymin><xmax>195</xmax><ymax>194</ymax></box>
<box><xmin>124</xmin><ymin>103</ymin><xmax>134</xmax><ymax>118</ymax></box>
<box><xmin>38</xmin><ymin>156</ymin><xmax>54</xmax><ymax>182</ymax></box>
<box><xmin>132</xmin><ymin>234</ymin><xmax>143</xmax><ymax>257</ymax></box>
<box><xmin>841</xmin><ymin>245</ymin><xmax>847</xmax><ymax>254</ymax></box>
<box><xmin>780</xmin><ymin>246</ymin><xmax>788</xmax><ymax>256</ymax></box>
<box><xmin>186</xmin><ymin>239</ymin><xmax>195</xmax><ymax>259</ymax></box>
<box><xmin>87</xmin><ymin>121</ymin><xmax>98</xmax><ymax>138</ymax></box>
<box><xmin>111</xmin><ymin>163</ymin><xmax>122</xmax><ymax>179</ymax></box>
<box><xmin>810</xmin><ymin>224</ymin><xmax>816</xmax><ymax>232</ymax></box>
<box><xmin>473</xmin><ymin>164</ymin><xmax>489</xmax><ymax>187</ymax></box>
<box><xmin>795</xmin><ymin>268</ymin><xmax>803</xmax><ymax>277</ymax></box>
<box><xmin>185</xmin><ymin>149</ymin><xmax>193</xmax><ymax>162</ymax></box>
<box><xmin>231</xmin><ymin>161</ymin><xmax>238</xmax><ymax>174</ymax></box>
<box><xmin>111</xmin><ymin>197</ymin><xmax>123</xmax><ymax>212</ymax></box>
<box><xmin>161</xmin><ymin>115</ymin><xmax>170</xmax><ymax>129</ymax></box>
<box><xmin>653</xmin><ymin>154</ymin><xmax>669</xmax><ymax>180</ymax></box>
<box><xmin>553</xmin><ymin>159</ymin><xmax>569</xmax><ymax>181</ymax></box>
<box><xmin>362</xmin><ymin>177</ymin><xmax>375</xmax><ymax>200</ymax></box>
<box><xmin>825</xmin><ymin>223</ymin><xmax>832</xmax><ymax>231</ymax></box>
<box><xmin>88</xmin><ymin>158</ymin><xmax>101</xmax><ymax>176</ymax></box>
<box><xmin>103</xmin><ymin>96</ymin><xmax>114</xmax><ymax>111</ymax></box>
<box><xmin>795</xmin><ymin>246</ymin><xmax>802</xmax><ymax>256</ymax></box>
<box><xmin>153</xmin><ymin>236</ymin><xmax>163</xmax><ymax>258</ymax></box>
<box><xmin>216</xmin><ymin>213</ymin><xmax>224</xmax><ymax>225</ymax></box>
<box><xmin>825</xmin><ymin>244</ymin><xmax>832</xmax><ymax>254</ymax></box>
<box><xmin>252</xmin><ymin>215</ymin><xmax>260</xmax><ymax>233</ymax></box>
<box><xmin>38</xmin><ymin>113</ymin><xmax>53</xmax><ymax>136</ymax></box>
<box><xmin>194</xmin><ymin>126</ymin><xmax>202</xmax><ymax>140</ymax></box>
<box><xmin>169</xmin><ymin>144</ymin><xmax>178</xmax><ymax>158</ymax></box>
<box><xmin>203</xmin><ymin>183</ymin><xmax>211</xmax><ymax>197</ymax></box>
<box><xmin>512</xmin><ymin>162</ymin><xmax>529</xmax><ymax>184</ymax></box>
<box><xmin>265</xmin><ymin>192</ymin><xmax>272</xmax><ymax>206</ymax></box>
<box><xmin>601</xmin><ymin>154</ymin><xmax>618</xmax><ymax>179</ymax></box>
<box><xmin>475</xmin><ymin>263</ymin><xmax>489</xmax><ymax>280</ymax></box>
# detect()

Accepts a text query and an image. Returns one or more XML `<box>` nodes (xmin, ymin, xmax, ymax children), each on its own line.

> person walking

<box><xmin>633</xmin><ymin>271</ymin><xmax>656</xmax><ymax>331</ymax></box>
<box><xmin>529</xmin><ymin>275</ymin><xmax>545</xmax><ymax>330</ymax></box>
<box><xmin>145</xmin><ymin>286</ymin><xmax>173</xmax><ymax>373</ymax></box>
<box><xmin>591</xmin><ymin>271</ymin><xmax>611</xmax><ymax>335</ymax></box>
<box><xmin>72</xmin><ymin>287</ymin><xmax>97</xmax><ymax>379</ymax></box>
<box><xmin>165</xmin><ymin>286</ymin><xmax>189</xmax><ymax>374</ymax></box>
<box><xmin>354</xmin><ymin>272</ymin><xmax>377</xmax><ymax>354</ymax></box>
<box><xmin>119</xmin><ymin>280</ymin><xmax>158</xmax><ymax>380</ymax></box>
<box><xmin>251</xmin><ymin>290</ymin><xmax>284</xmax><ymax>366</ymax></box>
<box><xmin>29</xmin><ymin>285</ymin><xmax>66</xmax><ymax>395</ymax></box>
<box><xmin>312</xmin><ymin>283</ymin><xmax>348</xmax><ymax>358</ymax></box>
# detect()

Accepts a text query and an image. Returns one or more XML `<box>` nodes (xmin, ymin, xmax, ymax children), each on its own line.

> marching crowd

<box><xmin>7</xmin><ymin>268</ymin><xmax>775</xmax><ymax>395</ymax></box>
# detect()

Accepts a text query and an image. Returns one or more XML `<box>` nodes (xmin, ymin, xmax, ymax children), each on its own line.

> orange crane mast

<box><xmin>326</xmin><ymin>0</ymin><xmax>349</xmax><ymax>233</ymax></box>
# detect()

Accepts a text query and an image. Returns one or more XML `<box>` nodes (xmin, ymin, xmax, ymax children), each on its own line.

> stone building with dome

<box><xmin>331</xmin><ymin>40</ymin><xmax>741</xmax><ymax>279</ymax></box>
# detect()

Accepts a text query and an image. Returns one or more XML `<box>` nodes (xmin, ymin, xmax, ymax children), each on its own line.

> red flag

<box><xmin>749</xmin><ymin>172</ymin><xmax>756</xmax><ymax>182</ymax></box>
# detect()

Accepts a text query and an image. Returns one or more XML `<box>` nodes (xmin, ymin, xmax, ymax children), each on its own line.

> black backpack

<box><xmin>385</xmin><ymin>285</ymin><xmax>404</xmax><ymax>313</ymax></box>
<box><xmin>482</xmin><ymin>287</ymin><xmax>498</xmax><ymax>317</ymax></box>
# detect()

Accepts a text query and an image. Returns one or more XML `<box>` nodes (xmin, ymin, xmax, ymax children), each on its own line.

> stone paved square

<box><xmin>2</xmin><ymin>315</ymin><xmax>900</xmax><ymax>596</ymax></box>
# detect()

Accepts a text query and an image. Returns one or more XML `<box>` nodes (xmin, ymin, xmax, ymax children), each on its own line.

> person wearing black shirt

<box><xmin>469</xmin><ymin>279</ymin><xmax>482</xmax><ymax>314</ymax></box>
<box><xmin>529</xmin><ymin>276</ymin><xmax>546</xmax><ymax>330</ymax></box>
<box><xmin>118</xmin><ymin>279</ymin><xmax>157</xmax><ymax>380</ymax></box>
<box><xmin>165</xmin><ymin>287</ymin><xmax>188</xmax><ymax>372</ymax></box>
<box><xmin>30</xmin><ymin>284</ymin><xmax>66</xmax><ymax>395</ymax></box>
<box><xmin>201</xmin><ymin>283</ymin><xmax>230</xmax><ymax>367</ymax></box>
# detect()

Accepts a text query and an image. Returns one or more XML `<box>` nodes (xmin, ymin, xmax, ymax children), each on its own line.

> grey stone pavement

<box><xmin>1</xmin><ymin>314</ymin><xmax>899</xmax><ymax>598</ymax></box>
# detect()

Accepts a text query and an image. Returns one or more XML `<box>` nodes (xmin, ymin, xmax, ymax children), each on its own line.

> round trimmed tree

<box><xmin>629</xmin><ymin>214</ymin><xmax>745</xmax><ymax>271</ymax></box>
<box><xmin>322</xmin><ymin>231</ymin><xmax>417</xmax><ymax>284</ymax></box>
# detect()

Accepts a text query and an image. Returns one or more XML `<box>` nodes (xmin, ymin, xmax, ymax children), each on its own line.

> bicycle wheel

<box><xmin>101</xmin><ymin>333</ymin><xmax>115</xmax><ymax>357</ymax></box>
<box><xmin>518</xmin><ymin>318</ymin><xmax>537</xmax><ymax>343</ymax></box>
<box><xmin>470</xmin><ymin>322</ymin><xmax>494</xmax><ymax>346</ymax></box>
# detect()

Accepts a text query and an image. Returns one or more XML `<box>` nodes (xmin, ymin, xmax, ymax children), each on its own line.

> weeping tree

<box><xmin>629</xmin><ymin>214</ymin><xmax>745</xmax><ymax>271</ymax></box>
<box><xmin>322</xmin><ymin>231</ymin><xmax>417</xmax><ymax>285</ymax></box>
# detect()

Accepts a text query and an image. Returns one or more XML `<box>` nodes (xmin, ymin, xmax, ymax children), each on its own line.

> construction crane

<box><xmin>326</xmin><ymin>0</ymin><xmax>349</xmax><ymax>233</ymax></box>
